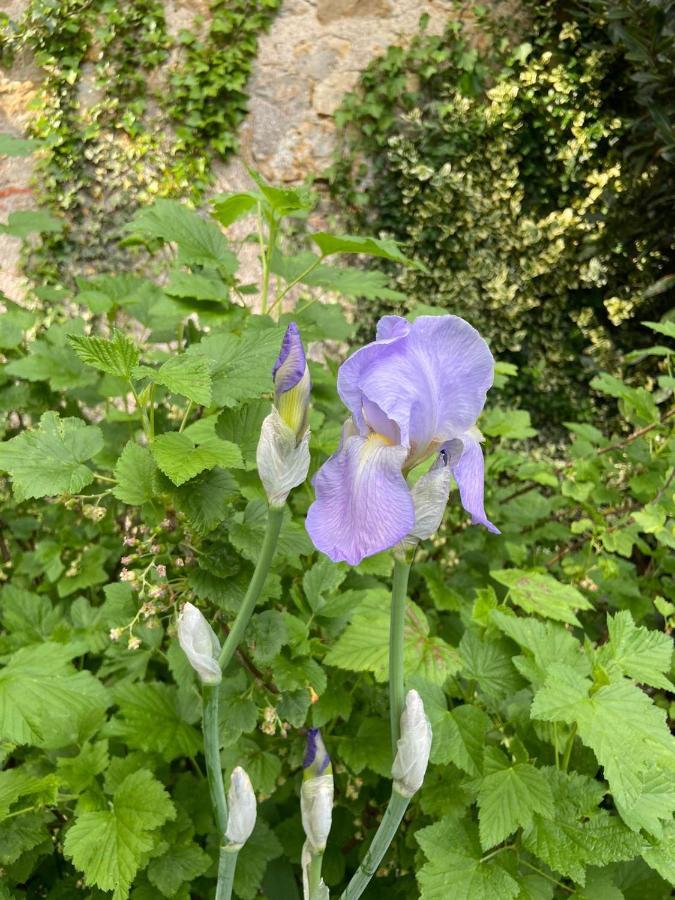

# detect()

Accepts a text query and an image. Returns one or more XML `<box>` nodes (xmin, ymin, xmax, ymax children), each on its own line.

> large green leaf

<box><xmin>151</xmin><ymin>431</ymin><xmax>242</xmax><ymax>486</ymax></box>
<box><xmin>477</xmin><ymin>761</ymin><xmax>555</xmax><ymax>850</ymax></box>
<box><xmin>309</xmin><ymin>232</ymin><xmax>421</xmax><ymax>268</ymax></box>
<box><xmin>0</xmin><ymin>412</ymin><xmax>103</xmax><ymax>500</ymax></box>
<box><xmin>491</xmin><ymin>569</ymin><xmax>593</xmax><ymax>626</ymax></box>
<box><xmin>135</xmin><ymin>354</ymin><xmax>213</xmax><ymax>406</ymax></box>
<box><xmin>113</xmin><ymin>442</ymin><xmax>161</xmax><ymax>506</ymax></box>
<box><xmin>69</xmin><ymin>330</ymin><xmax>139</xmax><ymax>378</ymax></box>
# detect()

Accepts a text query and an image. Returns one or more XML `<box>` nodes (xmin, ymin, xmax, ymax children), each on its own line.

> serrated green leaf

<box><xmin>171</xmin><ymin>467</ymin><xmax>238</xmax><ymax>534</ymax></box>
<box><xmin>270</xmin><ymin>250</ymin><xmax>405</xmax><ymax>299</ymax></box>
<box><xmin>597</xmin><ymin>610</ymin><xmax>673</xmax><ymax>690</ymax></box>
<box><xmin>216</xmin><ymin>399</ymin><xmax>269</xmax><ymax>468</ymax></box>
<box><xmin>431</xmin><ymin>704</ymin><xmax>491</xmax><ymax>775</ymax></box>
<box><xmin>491</xmin><ymin>569</ymin><xmax>592</xmax><ymax>626</ymax></box>
<box><xmin>64</xmin><ymin>769</ymin><xmax>175</xmax><ymax>900</ymax></box>
<box><xmin>113</xmin><ymin>442</ymin><xmax>160</xmax><ymax>506</ymax></box>
<box><xmin>310</xmin><ymin>232</ymin><xmax>421</xmax><ymax>268</ymax></box>
<box><xmin>0</xmin><ymin>133</ymin><xmax>43</xmax><ymax>156</ymax></box>
<box><xmin>460</xmin><ymin>630</ymin><xmax>523</xmax><ymax>700</ymax></box>
<box><xmin>229</xmin><ymin>500</ymin><xmax>312</xmax><ymax>566</ymax></box>
<box><xmin>147</xmin><ymin>843</ymin><xmax>211</xmax><ymax>896</ymax></box>
<box><xmin>0</xmin><ymin>412</ymin><xmax>103</xmax><ymax>500</ymax></box>
<box><xmin>478</xmin><ymin>763</ymin><xmax>555</xmax><ymax>849</ymax></box>
<box><xmin>151</xmin><ymin>431</ymin><xmax>242</xmax><ymax>486</ymax></box>
<box><xmin>303</xmin><ymin>557</ymin><xmax>347</xmax><ymax>612</ymax></box>
<box><xmin>210</xmin><ymin>191</ymin><xmax>259</xmax><ymax>226</ymax></box>
<box><xmin>135</xmin><ymin>353</ymin><xmax>213</xmax><ymax>406</ymax></box>
<box><xmin>68</xmin><ymin>330</ymin><xmax>139</xmax><ymax>378</ymax></box>
<box><xmin>0</xmin><ymin>643</ymin><xmax>108</xmax><ymax>749</ymax></box>
<box><xmin>165</xmin><ymin>269</ymin><xmax>230</xmax><ymax>303</ymax></box>
<box><xmin>192</xmin><ymin>328</ymin><xmax>281</xmax><ymax>407</ymax></box>
<box><xmin>234</xmin><ymin>819</ymin><xmax>283</xmax><ymax>900</ymax></box>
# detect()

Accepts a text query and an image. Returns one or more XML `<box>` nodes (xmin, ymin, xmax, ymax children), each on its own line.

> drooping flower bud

<box><xmin>301</xmin><ymin>728</ymin><xmax>333</xmax><ymax>853</ymax></box>
<box><xmin>225</xmin><ymin>766</ymin><xmax>257</xmax><ymax>848</ymax></box>
<box><xmin>257</xmin><ymin>323</ymin><xmax>311</xmax><ymax>507</ymax></box>
<box><xmin>176</xmin><ymin>602</ymin><xmax>222</xmax><ymax>685</ymax></box>
<box><xmin>403</xmin><ymin>450</ymin><xmax>452</xmax><ymax>546</ymax></box>
<box><xmin>392</xmin><ymin>690</ymin><xmax>432</xmax><ymax>798</ymax></box>
<box><xmin>273</xmin><ymin>322</ymin><xmax>311</xmax><ymax>441</ymax></box>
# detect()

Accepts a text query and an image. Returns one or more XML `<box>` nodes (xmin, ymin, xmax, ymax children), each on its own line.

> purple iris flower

<box><xmin>306</xmin><ymin>315</ymin><xmax>498</xmax><ymax>565</ymax></box>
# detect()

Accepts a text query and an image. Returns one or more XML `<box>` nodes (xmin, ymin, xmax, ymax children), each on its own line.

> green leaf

<box><xmin>165</xmin><ymin>269</ymin><xmax>230</xmax><ymax>303</ymax></box>
<box><xmin>303</xmin><ymin>557</ymin><xmax>347</xmax><ymax>612</ymax></box>
<box><xmin>643</xmin><ymin>319</ymin><xmax>675</xmax><ymax>340</ymax></box>
<box><xmin>416</xmin><ymin>817</ymin><xmax>520</xmax><ymax>900</ymax></box>
<box><xmin>270</xmin><ymin>251</ymin><xmax>405</xmax><ymax>299</ymax></box>
<box><xmin>0</xmin><ymin>643</ymin><xmax>108</xmax><ymax>749</ymax></box>
<box><xmin>64</xmin><ymin>769</ymin><xmax>175</xmax><ymax>900</ymax></box>
<box><xmin>192</xmin><ymin>328</ymin><xmax>281</xmax><ymax>407</ymax></box>
<box><xmin>210</xmin><ymin>191</ymin><xmax>259</xmax><ymax>226</ymax></box>
<box><xmin>104</xmin><ymin>682</ymin><xmax>201</xmax><ymax>762</ymax></box>
<box><xmin>478</xmin><ymin>762</ymin><xmax>555</xmax><ymax>849</ymax></box>
<box><xmin>337</xmin><ymin>718</ymin><xmax>391</xmax><ymax>777</ymax></box>
<box><xmin>146</xmin><ymin>843</ymin><xmax>211</xmax><ymax>896</ymax></box>
<box><xmin>151</xmin><ymin>431</ymin><xmax>242</xmax><ymax>486</ymax></box>
<box><xmin>124</xmin><ymin>199</ymin><xmax>236</xmax><ymax>269</ymax></box>
<box><xmin>113</xmin><ymin>442</ymin><xmax>160</xmax><ymax>506</ymax></box>
<box><xmin>0</xmin><ymin>412</ymin><xmax>103</xmax><ymax>500</ymax></box>
<box><xmin>0</xmin><ymin>133</ymin><xmax>42</xmax><ymax>156</ymax></box>
<box><xmin>431</xmin><ymin>703</ymin><xmax>491</xmax><ymax>775</ymax></box>
<box><xmin>481</xmin><ymin>407</ymin><xmax>537</xmax><ymax>440</ymax></box>
<box><xmin>0</xmin><ymin>209</ymin><xmax>63</xmax><ymax>238</ymax></box>
<box><xmin>135</xmin><ymin>353</ymin><xmax>213</xmax><ymax>406</ymax></box>
<box><xmin>460</xmin><ymin>630</ymin><xmax>523</xmax><ymax>700</ymax></box>
<box><xmin>171</xmin><ymin>467</ymin><xmax>238</xmax><ymax>534</ymax></box>
<box><xmin>247</xmin><ymin>169</ymin><xmax>314</xmax><ymax>216</ymax></box>
<box><xmin>596</xmin><ymin>610</ymin><xmax>673</xmax><ymax>690</ymax></box>
<box><xmin>5</xmin><ymin>335</ymin><xmax>95</xmax><ymax>390</ymax></box>
<box><xmin>491</xmin><ymin>569</ymin><xmax>593</xmax><ymax>626</ymax></box>
<box><xmin>68</xmin><ymin>330</ymin><xmax>139</xmax><ymax>378</ymax></box>
<box><xmin>309</xmin><ymin>232</ymin><xmax>421</xmax><ymax>268</ymax></box>
<box><xmin>229</xmin><ymin>500</ymin><xmax>313</xmax><ymax>567</ymax></box>
<box><xmin>248</xmin><ymin>610</ymin><xmax>288</xmax><ymax>663</ymax></box>
<box><xmin>234</xmin><ymin>819</ymin><xmax>283</xmax><ymax>900</ymax></box>
<box><xmin>216</xmin><ymin>399</ymin><xmax>269</xmax><ymax>468</ymax></box>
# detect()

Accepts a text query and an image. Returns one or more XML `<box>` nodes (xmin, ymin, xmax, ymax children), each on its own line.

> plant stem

<box><xmin>561</xmin><ymin>723</ymin><xmax>577</xmax><ymax>772</ymax></box>
<box><xmin>339</xmin><ymin>790</ymin><xmax>409</xmax><ymax>900</ymax></box>
<box><xmin>218</xmin><ymin>504</ymin><xmax>285</xmax><ymax>670</ymax></box>
<box><xmin>268</xmin><ymin>256</ymin><xmax>323</xmax><ymax>315</ymax></box>
<box><xmin>202</xmin><ymin>684</ymin><xmax>228</xmax><ymax>838</ymax></box>
<box><xmin>308</xmin><ymin>850</ymin><xmax>324</xmax><ymax>898</ymax></box>
<box><xmin>389</xmin><ymin>557</ymin><xmax>411</xmax><ymax>757</ymax></box>
<box><xmin>216</xmin><ymin>846</ymin><xmax>239</xmax><ymax>900</ymax></box>
<box><xmin>179</xmin><ymin>400</ymin><xmax>193</xmax><ymax>433</ymax></box>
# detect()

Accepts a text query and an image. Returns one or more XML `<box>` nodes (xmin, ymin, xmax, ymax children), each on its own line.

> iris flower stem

<box><xmin>216</xmin><ymin>846</ymin><xmax>239</xmax><ymax>900</ymax></box>
<box><xmin>218</xmin><ymin>504</ymin><xmax>285</xmax><ymax>670</ymax></box>
<box><xmin>307</xmin><ymin>850</ymin><xmax>325</xmax><ymax>898</ymax></box>
<box><xmin>339</xmin><ymin>790</ymin><xmax>409</xmax><ymax>900</ymax></box>
<box><xmin>389</xmin><ymin>557</ymin><xmax>412</xmax><ymax>757</ymax></box>
<box><xmin>202</xmin><ymin>684</ymin><xmax>228</xmax><ymax>839</ymax></box>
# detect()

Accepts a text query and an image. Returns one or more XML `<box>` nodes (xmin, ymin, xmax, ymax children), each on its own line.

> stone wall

<box><xmin>0</xmin><ymin>0</ymin><xmax>470</xmax><ymax>299</ymax></box>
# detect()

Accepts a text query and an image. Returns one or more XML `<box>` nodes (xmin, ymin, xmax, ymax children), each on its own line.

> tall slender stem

<box><xmin>216</xmin><ymin>846</ymin><xmax>239</xmax><ymax>900</ymax></box>
<box><xmin>307</xmin><ymin>850</ymin><xmax>324</xmax><ymax>899</ymax></box>
<box><xmin>202</xmin><ymin>684</ymin><xmax>228</xmax><ymax>838</ymax></box>
<box><xmin>218</xmin><ymin>504</ymin><xmax>285</xmax><ymax>670</ymax></box>
<box><xmin>339</xmin><ymin>791</ymin><xmax>409</xmax><ymax>900</ymax></box>
<box><xmin>389</xmin><ymin>557</ymin><xmax>411</xmax><ymax>757</ymax></box>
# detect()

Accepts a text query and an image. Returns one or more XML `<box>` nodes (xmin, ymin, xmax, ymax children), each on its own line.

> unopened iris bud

<box><xmin>273</xmin><ymin>322</ymin><xmax>311</xmax><ymax>441</ymax></box>
<box><xmin>257</xmin><ymin>323</ymin><xmax>311</xmax><ymax>507</ymax></box>
<box><xmin>176</xmin><ymin>602</ymin><xmax>222</xmax><ymax>685</ymax></box>
<box><xmin>392</xmin><ymin>690</ymin><xmax>432</xmax><ymax>798</ymax></box>
<box><xmin>225</xmin><ymin>766</ymin><xmax>257</xmax><ymax>848</ymax></box>
<box><xmin>404</xmin><ymin>449</ymin><xmax>452</xmax><ymax>546</ymax></box>
<box><xmin>301</xmin><ymin>728</ymin><xmax>333</xmax><ymax>852</ymax></box>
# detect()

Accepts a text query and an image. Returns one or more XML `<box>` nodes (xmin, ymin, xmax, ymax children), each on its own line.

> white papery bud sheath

<box><xmin>225</xmin><ymin>767</ymin><xmax>257</xmax><ymax>848</ymax></box>
<box><xmin>403</xmin><ymin>452</ymin><xmax>451</xmax><ymax>546</ymax></box>
<box><xmin>176</xmin><ymin>602</ymin><xmax>222</xmax><ymax>685</ymax></box>
<box><xmin>301</xmin><ymin>773</ymin><xmax>334</xmax><ymax>853</ymax></box>
<box><xmin>256</xmin><ymin>407</ymin><xmax>311</xmax><ymax>507</ymax></box>
<box><xmin>392</xmin><ymin>689</ymin><xmax>432</xmax><ymax>798</ymax></box>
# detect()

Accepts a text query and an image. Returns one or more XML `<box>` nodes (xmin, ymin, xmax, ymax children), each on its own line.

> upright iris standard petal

<box><xmin>449</xmin><ymin>433</ymin><xmax>500</xmax><ymax>534</ymax></box>
<box><xmin>306</xmin><ymin>430</ymin><xmax>414</xmax><ymax>565</ymax></box>
<box><xmin>306</xmin><ymin>314</ymin><xmax>497</xmax><ymax>563</ymax></box>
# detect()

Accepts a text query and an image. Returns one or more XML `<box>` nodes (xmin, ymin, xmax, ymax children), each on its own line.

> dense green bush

<box><xmin>330</xmin><ymin>4</ymin><xmax>674</xmax><ymax>424</ymax></box>
<box><xmin>1</xmin><ymin>144</ymin><xmax>674</xmax><ymax>897</ymax></box>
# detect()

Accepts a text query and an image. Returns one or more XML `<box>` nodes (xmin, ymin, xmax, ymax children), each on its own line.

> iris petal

<box><xmin>306</xmin><ymin>433</ymin><xmax>414</xmax><ymax>565</ymax></box>
<box><xmin>449</xmin><ymin>436</ymin><xmax>499</xmax><ymax>534</ymax></box>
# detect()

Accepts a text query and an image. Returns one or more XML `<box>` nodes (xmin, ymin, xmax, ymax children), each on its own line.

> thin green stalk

<box><xmin>307</xmin><ymin>850</ymin><xmax>324</xmax><ymax>899</ymax></box>
<box><xmin>389</xmin><ymin>557</ymin><xmax>411</xmax><ymax>756</ymax></box>
<box><xmin>202</xmin><ymin>684</ymin><xmax>228</xmax><ymax>838</ymax></box>
<box><xmin>339</xmin><ymin>791</ymin><xmax>409</xmax><ymax>900</ymax></box>
<box><xmin>268</xmin><ymin>256</ymin><xmax>323</xmax><ymax>315</ymax></box>
<box><xmin>216</xmin><ymin>846</ymin><xmax>239</xmax><ymax>900</ymax></box>
<box><xmin>561</xmin><ymin>723</ymin><xmax>577</xmax><ymax>772</ymax></box>
<box><xmin>218</xmin><ymin>504</ymin><xmax>285</xmax><ymax>669</ymax></box>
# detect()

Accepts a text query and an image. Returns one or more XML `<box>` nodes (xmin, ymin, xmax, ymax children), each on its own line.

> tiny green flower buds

<box><xmin>177</xmin><ymin>602</ymin><xmax>222</xmax><ymax>685</ymax></box>
<box><xmin>257</xmin><ymin>323</ymin><xmax>311</xmax><ymax>507</ymax></box>
<box><xmin>301</xmin><ymin>729</ymin><xmax>333</xmax><ymax>853</ymax></box>
<box><xmin>225</xmin><ymin>767</ymin><xmax>257</xmax><ymax>848</ymax></box>
<box><xmin>392</xmin><ymin>689</ymin><xmax>432</xmax><ymax>798</ymax></box>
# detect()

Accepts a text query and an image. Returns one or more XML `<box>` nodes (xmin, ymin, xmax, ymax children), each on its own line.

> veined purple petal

<box><xmin>448</xmin><ymin>435</ymin><xmax>499</xmax><ymax>534</ymax></box>
<box><xmin>273</xmin><ymin>322</ymin><xmax>307</xmax><ymax>396</ymax></box>
<box><xmin>306</xmin><ymin>432</ymin><xmax>414</xmax><ymax>565</ymax></box>
<box><xmin>338</xmin><ymin>315</ymin><xmax>494</xmax><ymax>455</ymax></box>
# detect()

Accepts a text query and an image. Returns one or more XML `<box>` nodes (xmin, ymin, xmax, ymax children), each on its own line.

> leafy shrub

<box><xmin>0</xmin><ymin>156</ymin><xmax>674</xmax><ymax>896</ymax></box>
<box><xmin>330</xmin><ymin>5</ymin><xmax>674</xmax><ymax>424</ymax></box>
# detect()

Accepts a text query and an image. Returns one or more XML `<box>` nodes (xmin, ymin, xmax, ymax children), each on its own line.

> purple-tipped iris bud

<box><xmin>257</xmin><ymin>323</ymin><xmax>311</xmax><ymax>507</ymax></box>
<box><xmin>306</xmin><ymin>315</ymin><xmax>499</xmax><ymax>564</ymax></box>
<box><xmin>392</xmin><ymin>690</ymin><xmax>432</xmax><ymax>798</ymax></box>
<box><xmin>225</xmin><ymin>767</ymin><xmax>257</xmax><ymax>848</ymax></box>
<box><xmin>273</xmin><ymin>322</ymin><xmax>311</xmax><ymax>441</ymax></box>
<box><xmin>301</xmin><ymin>729</ymin><xmax>333</xmax><ymax>852</ymax></box>
<box><xmin>177</xmin><ymin>602</ymin><xmax>221</xmax><ymax>685</ymax></box>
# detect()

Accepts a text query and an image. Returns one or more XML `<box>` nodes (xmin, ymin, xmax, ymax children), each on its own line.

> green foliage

<box><xmin>330</xmin><ymin>4</ymin><xmax>674</xmax><ymax>425</ymax></box>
